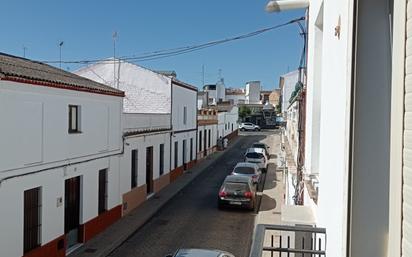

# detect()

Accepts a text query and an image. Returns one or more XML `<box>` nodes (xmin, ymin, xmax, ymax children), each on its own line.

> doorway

<box><xmin>65</xmin><ymin>176</ymin><xmax>81</xmax><ymax>250</ymax></box>
<box><xmin>182</xmin><ymin>139</ymin><xmax>187</xmax><ymax>170</ymax></box>
<box><xmin>203</xmin><ymin>130</ymin><xmax>207</xmax><ymax>157</ymax></box>
<box><xmin>146</xmin><ymin>146</ymin><xmax>154</xmax><ymax>194</ymax></box>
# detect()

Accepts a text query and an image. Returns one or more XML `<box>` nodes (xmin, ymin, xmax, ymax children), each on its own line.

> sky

<box><xmin>0</xmin><ymin>1</ymin><xmax>305</xmax><ymax>90</ymax></box>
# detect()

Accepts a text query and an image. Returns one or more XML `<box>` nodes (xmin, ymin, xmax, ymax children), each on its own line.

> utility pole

<box><xmin>113</xmin><ymin>31</ymin><xmax>118</xmax><ymax>88</ymax></box>
<box><xmin>23</xmin><ymin>46</ymin><xmax>27</xmax><ymax>58</ymax></box>
<box><xmin>59</xmin><ymin>41</ymin><xmax>64</xmax><ymax>69</ymax></box>
<box><xmin>202</xmin><ymin>64</ymin><xmax>205</xmax><ymax>88</ymax></box>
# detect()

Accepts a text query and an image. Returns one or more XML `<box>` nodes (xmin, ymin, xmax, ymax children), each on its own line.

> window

<box><xmin>68</xmin><ymin>105</ymin><xmax>81</xmax><ymax>133</ymax></box>
<box><xmin>225</xmin><ymin>123</ymin><xmax>227</xmax><ymax>130</ymax></box>
<box><xmin>190</xmin><ymin>138</ymin><xmax>193</xmax><ymax>161</ymax></box>
<box><xmin>199</xmin><ymin>131</ymin><xmax>202</xmax><ymax>152</ymax></box>
<box><xmin>98</xmin><ymin>169</ymin><xmax>107</xmax><ymax>214</ymax></box>
<box><xmin>183</xmin><ymin>106</ymin><xmax>187</xmax><ymax>125</ymax></box>
<box><xmin>24</xmin><ymin>187</ymin><xmax>41</xmax><ymax>253</ymax></box>
<box><xmin>174</xmin><ymin>141</ymin><xmax>178</xmax><ymax>169</ymax></box>
<box><xmin>159</xmin><ymin>144</ymin><xmax>164</xmax><ymax>176</ymax></box>
<box><xmin>208</xmin><ymin>130</ymin><xmax>211</xmax><ymax>148</ymax></box>
<box><xmin>131</xmin><ymin>150</ymin><xmax>138</xmax><ymax>188</ymax></box>
<box><xmin>232</xmin><ymin>123</ymin><xmax>234</xmax><ymax>131</ymax></box>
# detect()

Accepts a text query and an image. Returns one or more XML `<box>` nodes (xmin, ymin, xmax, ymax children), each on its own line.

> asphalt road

<box><xmin>108</xmin><ymin>132</ymin><xmax>276</xmax><ymax>257</ymax></box>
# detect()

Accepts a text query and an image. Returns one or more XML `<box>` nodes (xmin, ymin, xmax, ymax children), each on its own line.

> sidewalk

<box><xmin>70</xmin><ymin>137</ymin><xmax>242</xmax><ymax>257</ymax></box>
<box><xmin>254</xmin><ymin>132</ymin><xmax>285</xmax><ymax>257</ymax></box>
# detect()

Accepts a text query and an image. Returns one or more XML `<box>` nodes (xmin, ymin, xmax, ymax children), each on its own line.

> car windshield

<box><xmin>234</xmin><ymin>166</ymin><xmax>255</xmax><ymax>174</ymax></box>
<box><xmin>246</xmin><ymin>152</ymin><xmax>264</xmax><ymax>159</ymax></box>
<box><xmin>253</xmin><ymin>144</ymin><xmax>265</xmax><ymax>149</ymax></box>
<box><xmin>224</xmin><ymin>182</ymin><xmax>249</xmax><ymax>192</ymax></box>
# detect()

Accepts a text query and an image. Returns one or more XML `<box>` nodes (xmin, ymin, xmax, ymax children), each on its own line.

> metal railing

<box><xmin>249</xmin><ymin>224</ymin><xmax>326</xmax><ymax>257</ymax></box>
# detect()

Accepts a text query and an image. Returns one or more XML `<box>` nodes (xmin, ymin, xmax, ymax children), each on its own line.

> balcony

<box><xmin>249</xmin><ymin>224</ymin><xmax>326</xmax><ymax>257</ymax></box>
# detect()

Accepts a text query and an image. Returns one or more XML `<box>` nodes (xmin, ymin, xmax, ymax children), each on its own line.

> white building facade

<box><xmin>75</xmin><ymin>60</ymin><xmax>174</xmax><ymax>216</ymax></box>
<box><xmin>197</xmin><ymin>109</ymin><xmax>218</xmax><ymax>159</ymax></box>
<box><xmin>170</xmin><ymin>79</ymin><xmax>198</xmax><ymax>181</ymax></box>
<box><xmin>277</xmin><ymin>0</ymin><xmax>394</xmax><ymax>256</ymax></box>
<box><xmin>0</xmin><ymin>54</ymin><xmax>124</xmax><ymax>257</ymax></box>
<box><xmin>245</xmin><ymin>81</ymin><xmax>261</xmax><ymax>104</ymax></box>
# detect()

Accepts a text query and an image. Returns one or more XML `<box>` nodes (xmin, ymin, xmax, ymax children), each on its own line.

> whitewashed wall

<box><xmin>225</xmin><ymin>94</ymin><xmax>245</xmax><ymax>105</ymax></box>
<box><xmin>280</xmin><ymin>70</ymin><xmax>299</xmax><ymax>115</ymax></box>
<box><xmin>172</xmin><ymin>84</ymin><xmax>197</xmax><ymax>132</ymax></box>
<box><xmin>217</xmin><ymin>107</ymin><xmax>238</xmax><ymax>139</ymax></box>
<box><xmin>171</xmin><ymin>132</ymin><xmax>197</xmax><ymax>168</ymax></box>
<box><xmin>305</xmin><ymin>1</ymin><xmax>354</xmax><ymax>256</ymax></box>
<box><xmin>0</xmin><ymin>80</ymin><xmax>122</xmax><ymax>177</ymax></box>
<box><xmin>245</xmin><ymin>81</ymin><xmax>261</xmax><ymax>104</ymax></box>
<box><xmin>0</xmin><ymin>80</ymin><xmax>123</xmax><ymax>257</ymax></box>
<box><xmin>120</xmin><ymin>133</ymin><xmax>171</xmax><ymax>194</ymax></box>
<box><xmin>197</xmin><ymin>124</ymin><xmax>217</xmax><ymax>152</ymax></box>
<box><xmin>75</xmin><ymin>60</ymin><xmax>171</xmax><ymax>114</ymax></box>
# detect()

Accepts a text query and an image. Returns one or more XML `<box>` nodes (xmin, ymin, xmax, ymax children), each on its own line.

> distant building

<box><xmin>245</xmin><ymin>81</ymin><xmax>261</xmax><ymax>104</ymax></box>
<box><xmin>203</xmin><ymin>79</ymin><xmax>225</xmax><ymax>105</ymax></box>
<box><xmin>279</xmin><ymin>70</ymin><xmax>299</xmax><ymax>116</ymax></box>
<box><xmin>197</xmin><ymin>91</ymin><xmax>209</xmax><ymax>110</ymax></box>
<box><xmin>269</xmin><ymin>89</ymin><xmax>280</xmax><ymax>107</ymax></box>
<box><xmin>197</xmin><ymin>108</ymin><xmax>218</xmax><ymax>159</ymax></box>
<box><xmin>260</xmin><ymin>90</ymin><xmax>272</xmax><ymax>104</ymax></box>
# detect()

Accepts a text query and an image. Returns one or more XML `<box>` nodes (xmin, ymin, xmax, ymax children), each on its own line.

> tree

<box><xmin>239</xmin><ymin>105</ymin><xmax>252</xmax><ymax>121</ymax></box>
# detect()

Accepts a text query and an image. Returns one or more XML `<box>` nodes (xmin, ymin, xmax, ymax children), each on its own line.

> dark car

<box><xmin>217</xmin><ymin>175</ymin><xmax>257</xmax><ymax>210</ymax></box>
<box><xmin>166</xmin><ymin>248</ymin><xmax>235</xmax><ymax>257</ymax></box>
<box><xmin>252</xmin><ymin>142</ymin><xmax>270</xmax><ymax>159</ymax></box>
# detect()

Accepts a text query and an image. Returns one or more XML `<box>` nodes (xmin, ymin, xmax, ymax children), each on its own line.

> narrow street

<box><xmin>108</xmin><ymin>131</ymin><xmax>279</xmax><ymax>257</ymax></box>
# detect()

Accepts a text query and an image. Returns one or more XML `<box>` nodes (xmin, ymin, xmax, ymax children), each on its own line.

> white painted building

<box><xmin>225</xmin><ymin>88</ymin><xmax>246</xmax><ymax>105</ymax></box>
<box><xmin>217</xmin><ymin>105</ymin><xmax>239</xmax><ymax>140</ymax></box>
<box><xmin>75</xmin><ymin>60</ymin><xmax>174</xmax><ymax>215</ymax></box>
<box><xmin>171</xmin><ymin>79</ymin><xmax>198</xmax><ymax>181</ymax></box>
<box><xmin>197</xmin><ymin>109</ymin><xmax>218</xmax><ymax>159</ymax></box>
<box><xmin>245</xmin><ymin>81</ymin><xmax>261</xmax><ymax>104</ymax></box>
<box><xmin>0</xmin><ymin>53</ymin><xmax>124</xmax><ymax>257</ymax></box>
<box><xmin>273</xmin><ymin>0</ymin><xmax>394</xmax><ymax>256</ymax></box>
<box><xmin>279</xmin><ymin>70</ymin><xmax>299</xmax><ymax>116</ymax></box>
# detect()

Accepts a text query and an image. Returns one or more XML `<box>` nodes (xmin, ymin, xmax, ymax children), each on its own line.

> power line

<box><xmin>40</xmin><ymin>17</ymin><xmax>305</xmax><ymax>65</ymax></box>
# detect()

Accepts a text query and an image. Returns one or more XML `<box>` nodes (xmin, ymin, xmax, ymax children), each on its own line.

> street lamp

<box><xmin>266</xmin><ymin>0</ymin><xmax>309</xmax><ymax>12</ymax></box>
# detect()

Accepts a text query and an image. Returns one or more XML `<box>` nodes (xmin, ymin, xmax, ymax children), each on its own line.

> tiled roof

<box><xmin>172</xmin><ymin>78</ymin><xmax>198</xmax><ymax>92</ymax></box>
<box><xmin>0</xmin><ymin>53</ymin><xmax>124</xmax><ymax>97</ymax></box>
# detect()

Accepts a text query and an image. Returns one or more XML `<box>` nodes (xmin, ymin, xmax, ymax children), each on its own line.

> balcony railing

<box><xmin>249</xmin><ymin>224</ymin><xmax>326</xmax><ymax>257</ymax></box>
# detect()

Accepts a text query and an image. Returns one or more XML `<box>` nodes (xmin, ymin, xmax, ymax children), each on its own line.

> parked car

<box><xmin>252</xmin><ymin>142</ymin><xmax>270</xmax><ymax>159</ymax></box>
<box><xmin>239</xmin><ymin>122</ymin><xmax>261</xmax><ymax>131</ymax></box>
<box><xmin>231</xmin><ymin>162</ymin><xmax>261</xmax><ymax>184</ymax></box>
<box><xmin>244</xmin><ymin>148</ymin><xmax>268</xmax><ymax>172</ymax></box>
<box><xmin>165</xmin><ymin>248</ymin><xmax>235</xmax><ymax>257</ymax></box>
<box><xmin>217</xmin><ymin>175</ymin><xmax>257</xmax><ymax>210</ymax></box>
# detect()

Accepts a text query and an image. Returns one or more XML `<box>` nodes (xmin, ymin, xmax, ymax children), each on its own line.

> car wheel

<box><xmin>254</xmin><ymin>128</ymin><xmax>259</xmax><ymax>131</ymax></box>
<box><xmin>241</xmin><ymin>128</ymin><xmax>245</xmax><ymax>131</ymax></box>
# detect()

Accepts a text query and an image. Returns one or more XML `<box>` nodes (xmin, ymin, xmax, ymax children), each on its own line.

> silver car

<box><xmin>231</xmin><ymin>162</ymin><xmax>261</xmax><ymax>184</ymax></box>
<box><xmin>166</xmin><ymin>248</ymin><xmax>235</xmax><ymax>257</ymax></box>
